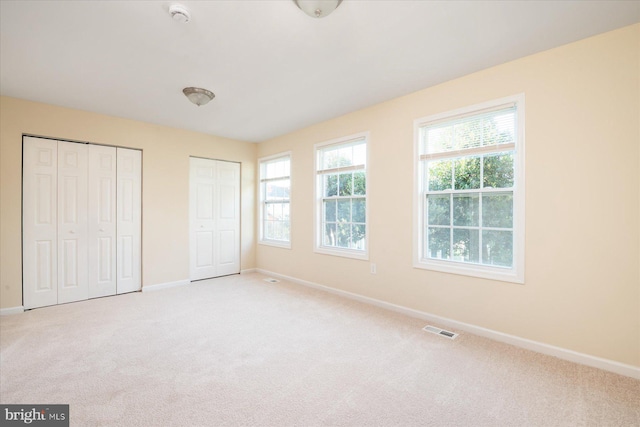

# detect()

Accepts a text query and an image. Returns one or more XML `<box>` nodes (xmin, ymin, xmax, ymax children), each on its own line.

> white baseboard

<box><xmin>142</xmin><ymin>279</ymin><xmax>190</xmax><ymax>293</ymax></box>
<box><xmin>240</xmin><ymin>268</ymin><xmax>257</xmax><ymax>275</ymax></box>
<box><xmin>255</xmin><ymin>269</ymin><xmax>640</xmax><ymax>380</ymax></box>
<box><xmin>0</xmin><ymin>306</ymin><xmax>24</xmax><ymax>315</ymax></box>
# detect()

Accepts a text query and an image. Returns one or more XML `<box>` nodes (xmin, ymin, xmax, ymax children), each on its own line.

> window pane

<box><xmin>324</xmin><ymin>200</ymin><xmax>336</xmax><ymax>222</ymax></box>
<box><xmin>352</xmin><ymin>198</ymin><xmax>366</xmax><ymax>223</ymax></box>
<box><xmin>266</xmin><ymin>179</ymin><xmax>289</xmax><ymax>200</ymax></box>
<box><xmin>322</xmin><ymin>146</ymin><xmax>350</xmax><ymax>169</ymax></box>
<box><xmin>427</xmin><ymin>227</ymin><xmax>450</xmax><ymax>260</ymax></box>
<box><xmin>482</xmin><ymin>193</ymin><xmax>513</xmax><ymax>228</ymax></box>
<box><xmin>424</xmin><ymin>126</ymin><xmax>453</xmax><ymax>154</ymax></box>
<box><xmin>453</xmin><ymin>120</ymin><xmax>482</xmax><ymax>150</ymax></box>
<box><xmin>453</xmin><ymin>228</ymin><xmax>480</xmax><ymax>263</ymax></box>
<box><xmin>264</xmin><ymin>221</ymin><xmax>273</xmax><ymax>239</ymax></box>
<box><xmin>266</xmin><ymin>203</ymin><xmax>274</xmax><ymax>219</ymax></box>
<box><xmin>453</xmin><ymin>193</ymin><xmax>479</xmax><ymax>227</ymax></box>
<box><xmin>267</xmin><ymin>202</ymin><xmax>289</xmax><ymax>221</ymax></box>
<box><xmin>482</xmin><ymin>230</ymin><xmax>513</xmax><ymax>267</ymax></box>
<box><xmin>353</xmin><ymin>171</ymin><xmax>366</xmax><ymax>195</ymax></box>
<box><xmin>483</xmin><ymin>112</ymin><xmax>515</xmax><ymax>146</ymax></box>
<box><xmin>324</xmin><ymin>174</ymin><xmax>337</xmax><ymax>197</ymax></box>
<box><xmin>282</xmin><ymin>221</ymin><xmax>290</xmax><ymax>241</ymax></box>
<box><xmin>337</xmin><ymin>223</ymin><xmax>350</xmax><ymax>248</ymax></box>
<box><xmin>338</xmin><ymin>173</ymin><xmax>353</xmax><ymax>196</ymax></box>
<box><xmin>321</xmin><ymin>148</ymin><xmax>338</xmax><ymax>169</ymax></box>
<box><xmin>427</xmin><ymin>194</ymin><xmax>450</xmax><ymax>226</ymax></box>
<box><xmin>353</xmin><ymin>143</ymin><xmax>366</xmax><ymax>166</ymax></box>
<box><xmin>265</xmin><ymin>161</ymin><xmax>276</xmax><ymax>178</ymax></box>
<box><xmin>324</xmin><ymin>223</ymin><xmax>336</xmax><ymax>246</ymax></box>
<box><xmin>427</xmin><ymin>160</ymin><xmax>452</xmax><ymax>191</ymax></box>
<box><xmin>454</xmin><ymin>156</ymin><xmax>480</xmax><ymax>190</ymax></box>
<box><xmin>271</xmin><ymin>221</ymin><xmax>281</xmax><ymax>240</ymax></box>
<box><xmin>483</xmin><ymin>152</ymin><xmax>514</xmax><ymax>189</ymax></box>
<box><xmin>337</xmin><ymin>147</ymin><xmax>352</xmax><ymax>167</ymax></box>
<box><xmin>352</xmin><ymin>224</ymin><xmax>366</xmax><ymax>250</ymax></box>
<box><xmin>423</xmin><ymin>107</ymin><xmax>515</xmax><ymax>154</ymax></box>
<box><xmin>263</xmin><ymin>157</ymin><xmax>290</xmax><ymax>180</ymax></box>
<box><xmin>337</xmin><ymin>200</ymin><xmax>351</xmax><ymax>222</ymax></box>
<box><xmin>280</xmin><ymin>182</ymin><xmax>288</xmax><ymax>199</ymax></box>
<box><xmin>317</xmin><ymin>138</ymin><xmax>367</xmax><ymax>255</ymax></box>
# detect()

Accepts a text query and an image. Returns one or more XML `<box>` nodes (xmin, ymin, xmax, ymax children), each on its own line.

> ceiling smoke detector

<box><xmin>169</xmin><ymin>4</ymin><xmax>191</xmax><ymax>23</ymax></box>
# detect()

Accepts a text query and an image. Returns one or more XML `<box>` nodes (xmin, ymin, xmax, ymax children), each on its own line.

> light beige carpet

<box><xmin>1</xmin><ymin>273</ymin><xmax>638</xmax><ymax>426</ymax></box>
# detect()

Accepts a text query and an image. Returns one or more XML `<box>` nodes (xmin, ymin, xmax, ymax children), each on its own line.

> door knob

<box><xmin>69</xmin><ymin>230</ymin><xmax>75</xmax><ymax>234</ymax></box>
<box><xmin>200</xmin><ymin>225</ymin><xmax>204</xmax><ymax>228</ymax></box>
<box><xmin>99</xmin><ymin>228</ymin><xmax>105</xmax><ymax>232</ymax></box>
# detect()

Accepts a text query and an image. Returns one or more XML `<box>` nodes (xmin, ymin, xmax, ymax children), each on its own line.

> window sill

<box><xmin>259</xmin><ymin>239</ymin><xmax>291</xmax><ymax>249</ymax></box>
<box><xmin>315</xmin><ymin>246</ymin><xmax>368</xmax><ymax>261</ymax></box>
<box><xmin>414</xmin><ymin>258</ymin><xmax>523</xmax><ymax>284</ymax></box>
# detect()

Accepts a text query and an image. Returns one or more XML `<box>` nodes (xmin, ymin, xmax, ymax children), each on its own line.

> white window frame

<box><xmin>413</xmin><ymin>94</ymin><xmax>525</xmax><ymax>283</ymax></box>
<box><xmin>314</xmin><ymin>132</ymin><xmax>369</xmax><ymax>260</ymax></box>
<box><xmin>259</xmin><ymin>151</ymin><xmax>292</xmax><ymax>249</ymax></box>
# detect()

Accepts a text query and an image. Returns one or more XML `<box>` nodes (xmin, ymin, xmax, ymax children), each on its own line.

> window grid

<box><xmin>315</xmin><ymin>136</ymin><xmax>368</xmax><ymax>258</ymax></box>
<box><xmin>415</xmin><ymin>96</ymin><xmax>523</xmax><ymax>282</ymax></box>
<box><xmin>259</xmin><ymin>154</ymin><xmax>291</xmax><ymax>247</ymax></box>
<box><xmin>423</xmin><ymin>150</ymin><xmax>516</xmax><ymax>267</ymax></box>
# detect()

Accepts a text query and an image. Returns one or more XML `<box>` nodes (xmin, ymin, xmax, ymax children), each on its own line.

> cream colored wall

<box><xmin>257</xmin><ymin>24</ymin><xmax>640</xmax><ymax>366</ymax></box>
<box><xmin>0</xmin><ymin>97</ymin><xmax>256</xmax><ymax>308</ymax></box>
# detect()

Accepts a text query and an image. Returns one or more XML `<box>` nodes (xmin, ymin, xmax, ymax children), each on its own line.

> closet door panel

<box><xmin>88</xmin><ymin>145</ymin><xmax>117</xmax><ymax>298</ymax></box>
<box><xmin>57</xmin><ymin>141</ymin><xmax>89</xmax><ymax>304</ymax></box>
<box><xmin>190</xmin><ymin>157</ymin><xmax>217</xmax><ymax>280</ymax></box>
<box><xmin>23</xmin><ymin>137</ymin><xmax>58</xmax><ymax>309</ymax></box>
<box><xmin>215</xmin><ymin>161</ymin><xmax>240</xmax><ymax>276</ymax></box>
<box><xmin>116</xmin><ymin>148</ymin><xmax>141</xmax><ymax>294</ymax></box>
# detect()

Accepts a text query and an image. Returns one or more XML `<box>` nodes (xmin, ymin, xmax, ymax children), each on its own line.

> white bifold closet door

<box><xmin>189</xmin><ymin>157</ymin><xmax>240</xmax><ymax>281</ymax></box>
<box><xmin>116</xmin><ymin>148</ymin><xmax>142</xmax><ymax>294</ymax></box>
<box><xmin>23</xmin><ymin>137</ymin><xmax>141</xmax><ymax>310</ymax></box>
<box><xmin>57</xmin><ymin>141</ymin><xmax>89</xmax><ymax>304</ymax></box>
<box><xmin>88</xmin><ymin>144</ymin><xmax>117</xmax><ymax>298</ymax></box>
<box><xmin>22</xmin><ymin>138</ymin><xmax>59</xmax><ymax>309</ymax></box>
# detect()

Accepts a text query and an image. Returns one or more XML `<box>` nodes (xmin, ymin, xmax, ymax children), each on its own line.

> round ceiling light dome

<box><xmin>294</xmin><ymin>0</ymin><xmax>342</xmax><ymax>18</ymax></box>
<box><xmin>169</xmin><ymin>4</ymin><xmax>191</xmax><ymax>23</ymax></box>
<box><xmin>183</xmin><ymin>87</ymin><xmax>215</xmax><ymax>107</ymax></box>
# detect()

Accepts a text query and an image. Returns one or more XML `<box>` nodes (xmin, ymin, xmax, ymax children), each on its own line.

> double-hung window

<box><xmin>259</xmin><ymin>153</ymin><xmax>291</xmax><ymax>248</ymax></box>
<box><xmin>315</xmin><ymin>133</ymin><xmax>368</xmax><ymax>259</ymax></box>
<box><xmin>415</xmin><ymin>95</ymin><xmax>525</xmax><ymax>283</ymax></box>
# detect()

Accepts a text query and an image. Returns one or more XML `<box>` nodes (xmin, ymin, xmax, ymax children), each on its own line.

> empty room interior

<box><xmin>1</xmin><ymin>1</ymin><xmax>639</xmax><ymax>425</ymax></box>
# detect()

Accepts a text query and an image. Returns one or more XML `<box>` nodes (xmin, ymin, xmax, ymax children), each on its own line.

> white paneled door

<box><xmin>23</xmin><ymin>137</ymin><xmax>58</xmax><ymax>309</ymax></box>
<box><xmin>88</xmin><ymin>145</ymin><xmax>117</xmax><ymax>298</ymax></box>
<box><xmin>116</xmin><ymin>148</ymin><xmax>142</xmax><ymax>294</ymax></box>
<box><xmin>23</xmin><ymin>137</ymin><xmax>141</xmax><ymax>310</ymax></box>
<box><xmin>57</xmin><ymin>141</ymin><xmax>89</xmax><ymax>304</ymax></box>
<box><xmin>190</xmin><ymin>157</ymin><xmax>240</xmax><ymax>281</ymax></box>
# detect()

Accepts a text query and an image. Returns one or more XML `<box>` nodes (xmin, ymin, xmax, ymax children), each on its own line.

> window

<box><xmin>259</xmin><ymin>153</ymin><xmax>291</xmax><ymax>248</ymax></box>
<box><xmin>315</xmin><ymin>133</ymin><xmax>368</xmax><ymax>259</ymax></box>
<box><xmin>414</xmin><ymin>95</ymin><xmax>525</xmax><ymax>283</ymax></box>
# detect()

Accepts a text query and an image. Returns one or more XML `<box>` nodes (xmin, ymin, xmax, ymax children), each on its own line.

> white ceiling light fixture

<box><xmin>294</xmin><ymin>0</ymin><xmax>342</xmax><ymax>18</ymax></box>
<box><xmin>169</xmin><ymin>4</ymin><xmax>191</xmax><ymax>23</ymax></box>
<box><xmin>183</xmin><ymin>87</ymin><xmax>215</xmax><ymax>106</ymax></box>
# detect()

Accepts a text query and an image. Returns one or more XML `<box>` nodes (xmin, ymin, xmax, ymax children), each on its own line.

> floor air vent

<box><xmin>423</xmin><ymin>325</ymin><xmax>458</xmax><ymax>340</ymax></box>
<box><xmin>263</xmin><ymin>278</ymin><xmax>280</xmax><ymax>283</ymax></box>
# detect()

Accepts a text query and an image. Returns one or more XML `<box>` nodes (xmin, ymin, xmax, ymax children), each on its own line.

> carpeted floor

<box><xmin>1</xmin><ymin>273</ymin><xmax>638</xmax><ymax>426</ymax></box>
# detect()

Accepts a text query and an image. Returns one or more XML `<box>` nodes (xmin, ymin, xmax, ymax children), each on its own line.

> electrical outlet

<box><xmin>370</xmin><ymin>263</ymin><xmax>377</xmax><ymax>274</ymax></box>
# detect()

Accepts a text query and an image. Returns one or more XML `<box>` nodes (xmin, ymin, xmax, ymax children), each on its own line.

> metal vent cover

<box><xmin>423</xmin><ymin>325</ymin><xmax>458</xmax><ymax>339</ymax></box>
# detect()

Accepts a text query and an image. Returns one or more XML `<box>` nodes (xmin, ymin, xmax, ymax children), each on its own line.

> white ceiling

<box><xmin>1</xmin><ymin>1</ymin><xmax>638</xmax><ymax>143</ymax></box>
